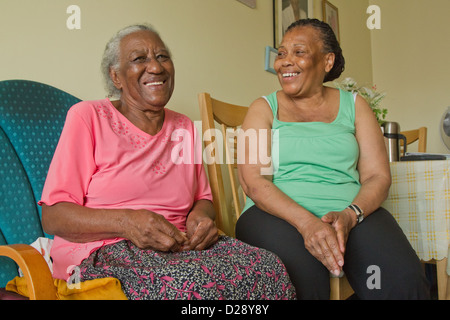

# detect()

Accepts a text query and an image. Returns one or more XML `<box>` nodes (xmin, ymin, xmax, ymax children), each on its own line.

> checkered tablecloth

<box><xmin>382</xmin><ymin>160</ymin><xmax>450</xmax><ymax>275</ymax></box>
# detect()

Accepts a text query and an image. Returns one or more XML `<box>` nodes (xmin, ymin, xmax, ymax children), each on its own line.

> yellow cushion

<box><xmin>6</xmin><ymin>276</ymin><xmax>127</xmax><ymax>300</ymax></box>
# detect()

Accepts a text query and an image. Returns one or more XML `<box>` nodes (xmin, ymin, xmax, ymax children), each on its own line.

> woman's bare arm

<box><xmin>42</xmin><ymin>202</ymin><xmax>188</xmax><ymax>252</ymax></box>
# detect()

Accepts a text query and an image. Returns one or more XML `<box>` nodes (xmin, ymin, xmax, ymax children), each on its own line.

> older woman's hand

<box><xmin>184</xmin><ymin>200</ymin><xmax>219</xmax><ymax>251</ymax></box>
<box><xmin>321</xmin><ymin>209</ymin><xmax>356</xmax><ymax>255</ymax></box>
<box><xmin>299</xmin><ymin>216</ymin><xmax>344</xmax><ymax>277</ymax></box>
<box><xmin>126</xmin><ymin>209</ymin><xmax>188</xmax><ymax>252</ymax></box>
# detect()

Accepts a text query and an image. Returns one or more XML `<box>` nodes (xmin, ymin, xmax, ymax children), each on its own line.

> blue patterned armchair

<box><xmin>0</xmin><ymin>80</ymin><xmax>80</xmax><ymax>299</ymax></box>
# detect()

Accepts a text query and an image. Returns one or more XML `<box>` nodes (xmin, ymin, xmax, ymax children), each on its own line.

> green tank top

<box><xmin>242</xmin><ymin>89</ymin><xmax>361</xmax><ymax>218</ymax></box>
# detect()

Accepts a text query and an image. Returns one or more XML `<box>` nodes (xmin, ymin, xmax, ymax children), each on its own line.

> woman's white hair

<box><xmin>101</xmin><ymin>24</ymin><xmax>161</xmax><ymax>98</ymax></box>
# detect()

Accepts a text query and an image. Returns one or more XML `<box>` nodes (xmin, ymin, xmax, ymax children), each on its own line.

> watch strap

<box><xmin>347</xmin><ymin>204</ymin><xmax>364</xmax><ymax>224</ymax></box>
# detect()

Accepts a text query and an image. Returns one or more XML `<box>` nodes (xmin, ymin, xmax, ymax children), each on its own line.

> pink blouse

<box><xmin>39</xmin><ymin>99</ymin><xmax>212</xmax><ymax>280</ymax></box>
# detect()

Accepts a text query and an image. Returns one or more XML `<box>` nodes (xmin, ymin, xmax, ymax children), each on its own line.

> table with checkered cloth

<box><xmin>382</xmin><ymin>159</ymin><xmax>450</xmax><ymax>277</ymax></box>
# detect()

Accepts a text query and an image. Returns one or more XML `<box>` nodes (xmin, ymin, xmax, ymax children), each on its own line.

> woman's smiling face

<box><xmin>274</xmin><ymin>26</ymin><xmax>335</xmax><ymax>97</ymax></box>
<box><xmin>110</xmin><ymin>30</ymin><xmax>175</xmax><ymax>111</ymax></box>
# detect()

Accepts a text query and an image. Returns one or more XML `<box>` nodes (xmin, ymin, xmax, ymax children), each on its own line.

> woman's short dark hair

<box><xmin>286</xmin><ymin>18</ymin><xmax>345</xmax><ymax>82</ymax></box>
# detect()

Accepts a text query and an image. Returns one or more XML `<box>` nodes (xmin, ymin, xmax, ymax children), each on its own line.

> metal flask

<box><xmin>382</xmin><ymin>122</ymin><xmax>407</xmax><ymax>162</ymax></box>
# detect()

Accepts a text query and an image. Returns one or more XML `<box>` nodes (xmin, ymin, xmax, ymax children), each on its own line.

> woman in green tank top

<box><xmin>236</xmin><ymin>19</ymin><xmax>429</xmax><ymax>299</ymax></box>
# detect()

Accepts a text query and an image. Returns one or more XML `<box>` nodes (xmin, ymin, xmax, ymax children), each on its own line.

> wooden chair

<box><xmin>400</xmin><ymin>127</ymin><xmax>427</xmax><ymax>153</ymax></box>
<box><xmin>431</xmin><ymin>257</ymin><xmax>449</xmax><ymax>300</ymax></box>
<box><xmin>0</xmin><ymin>245</ymin><xmax>56</xmax><ymax>300</ymax></box>
<box><xmin>198</xmin><ymin>92</ymin><xmax>248</xmax><ymax>236</ymax></box>
<box><xmin>198</xmin><ymin>92</ymin><xmax>354</xmax><ymax>300</ymax></box>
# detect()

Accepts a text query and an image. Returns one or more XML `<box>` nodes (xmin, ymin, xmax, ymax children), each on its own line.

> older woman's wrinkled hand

<box><xmin>184</xmin><ymin>201</ymin><xmax>219</xmax><ymax>251</ymax></box>
<box><xmin>125</xmin><ymin>209</ymin><xmax>188</xmax><ymax>252</ymax></box>
<box><xmin>299</xmin><ymin>216</ymin><xmax>344</xmax><ymax>277</ymax></box>
<box><xmin>321</xmin><ymin>209</ymin><xmax>356</xmax><ymax>255</ymax></box>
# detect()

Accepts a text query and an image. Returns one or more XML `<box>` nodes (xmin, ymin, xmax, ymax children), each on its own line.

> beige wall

<box><xmin>318</xmin><ymin>0</ymin><xmax>450</xmax><ymax>154</ymax></box>
<box><xmin>369</xmin><ymin>0</ymin><xmax>450</xmax><ymax>153</ymax></box>
<box><xmin>0</xmin><ymin>0</ymin><xmax>279</xmax><ymax>122</ymax></box>
<box><xmin>4</xmin><ymin>1</ymin><xmax>445</xmax><ymax>153</ymax></box>
<box><xmin>315</xmin><ymin>0</ymin><xmax>373</xmax><ymax>87</ymax></box>
<box><xmin>0</xmin><ymin>0</ymin><xmax>375</xmax><ymax>121</ymax></box>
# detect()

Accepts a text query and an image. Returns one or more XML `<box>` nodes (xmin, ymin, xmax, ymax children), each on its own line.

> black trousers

<box><xmin>236</xmin><ymin>206</ymin><xmax>430</xmax><ymax>300</ymax></box>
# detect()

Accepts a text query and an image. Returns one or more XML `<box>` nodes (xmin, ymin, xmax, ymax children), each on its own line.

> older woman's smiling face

<box><xmin>110</xmin><ymin>30</ymin><xmax>175</xmax><ymax>111</ymax></box>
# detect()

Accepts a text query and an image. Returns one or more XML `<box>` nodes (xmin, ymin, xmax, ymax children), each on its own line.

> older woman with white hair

<box><xmin>39</xmin><ymin>24</ymin><xmax>296</xmax><ymax>300</ymax></box>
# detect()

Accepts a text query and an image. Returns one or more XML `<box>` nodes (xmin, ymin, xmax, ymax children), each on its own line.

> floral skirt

<box><xmin>78</xmin><ymin>236</ymin><xmax>296</xmax><ymax>300</ymax></box>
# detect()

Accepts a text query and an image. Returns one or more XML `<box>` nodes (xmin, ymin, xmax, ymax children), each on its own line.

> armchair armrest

<box><xmin>0</xmin><ymin>244</ymin><xmax>57</xmax><ymax>300</ymax></box>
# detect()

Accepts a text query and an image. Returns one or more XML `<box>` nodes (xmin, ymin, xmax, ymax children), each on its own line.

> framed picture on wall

<box><xmin>265</xmin><ymin>46</ymin><xmax>278</xmax><ymax>74</ymax></box>
<box><xmin>322</xmin><ymin>0</ymin><xmax>340</xmax><ymax>42</ymax></box>
<box><xmin>273</xmin><ymin>0</ymin><xmax>313</xmax><ymax>48</ymax></box>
